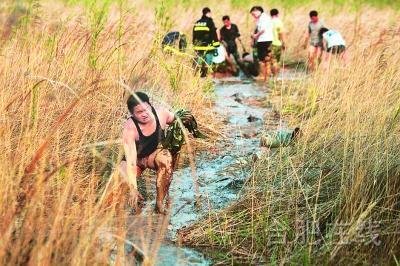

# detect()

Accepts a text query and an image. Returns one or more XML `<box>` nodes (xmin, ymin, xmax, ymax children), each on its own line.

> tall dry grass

<box><xmin>178</xmin><ymin>6</ymin><xmax>400</xmax><ymax>265</ymax></box>
<box><xmin>0</xmin><ymin>0</ymin><xmax>216</xmax><ymax>264</ymax></box>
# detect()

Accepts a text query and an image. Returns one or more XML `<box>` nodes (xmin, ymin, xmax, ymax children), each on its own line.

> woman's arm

<box><xmin>122</xmin><ymin>121</ymin><xmax>138</xmax><ymax>189</ymax></box>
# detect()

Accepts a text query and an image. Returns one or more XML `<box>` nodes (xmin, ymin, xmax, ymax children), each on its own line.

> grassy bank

<box><xmin>0</xmin><ymin>0</ymin><xmax>215</xmax><ymax>264</ymax></box>
<box><xmin>179</xmin><ymin>8</ymin><xmax>400</xmax><ymax>266</ymax></box>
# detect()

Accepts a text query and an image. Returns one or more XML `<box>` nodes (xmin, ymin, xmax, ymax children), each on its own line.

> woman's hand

<box><xmin>128</xmin><ymin>188</ymin><xmax>144</xmax><ymax>212</ymax></box>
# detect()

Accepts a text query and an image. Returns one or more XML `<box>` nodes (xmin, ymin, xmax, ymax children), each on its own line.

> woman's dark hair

<box><xmin>318</xmin><ymin>27</ymin><xmax>329</xmax><ymax>39</ymax></box>
<box><xmin>250</xmin><ymin>6</ymin><xmax>264</xmax><ymax>13</ymax></box>
<box><xmin>127</xmin><ymin>92</ymin><xmax>150</xmax><ymax>113</ymax></box>
<box><xmin>309</xmin><ymin>10</ymin><xmax>318</xmax><ymax>17</ymax></box>
<box><xmin>270</xmin><ymin>8</ymin><xmax>279</xmax><ymax>16</ymax></box>
<box><xmin>222</xmin><ymin>15</ymin><xmax>230</xmax><ymax>21</ymax></box>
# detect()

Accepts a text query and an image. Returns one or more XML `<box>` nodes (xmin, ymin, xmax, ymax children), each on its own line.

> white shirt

<box><xmin>257</xmin><ymin>12</ymin><xmax>273</xmax><ymax>42</ymax></box>
<box><xmin>323</xmin><ymin>30</ymin><xmax>346</xmax><ymax>48</ymax></box>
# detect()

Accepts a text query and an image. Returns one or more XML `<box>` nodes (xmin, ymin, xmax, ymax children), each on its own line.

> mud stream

<box><xmin>124</xmin><ymin>69</ymin><xmax>304</xmax><ymax>265</ymax></box>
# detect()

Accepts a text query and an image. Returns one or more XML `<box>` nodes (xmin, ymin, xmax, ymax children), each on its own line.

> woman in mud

<box><xmin>120</xmin><ymin>92</ymin><xmax>175</xmax><ymax>214</ymax></box>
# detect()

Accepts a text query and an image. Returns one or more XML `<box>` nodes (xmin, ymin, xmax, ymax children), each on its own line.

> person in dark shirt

<box><xmin>193</xmin><ymin>7</ymin><xmax>220</xmax><ymax>77</ymax></box>
<box><xmin>120</xmin><ymin>92</ymin><xmax>175</xmax><ymax>214</ymax></box>
<box><xmin>120</xmin><ymin>92</ymin><xmax>204</xmax><ymax>214</ymax></box>
<box><xmin>220</xmin><ymin>15</ymin><xmax>242</xmax><ymax>70</ymax></box>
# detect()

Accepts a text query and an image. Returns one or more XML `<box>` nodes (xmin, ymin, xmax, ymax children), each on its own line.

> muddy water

<box><xmin>168</xmin><ymin>80</ymin><xmax>268</xmax><ymax>232</ymax></box>
<box><xmin>125</xmin><ymin>71</ymin><xmax>303</xmax><ymax>265</ymax></box>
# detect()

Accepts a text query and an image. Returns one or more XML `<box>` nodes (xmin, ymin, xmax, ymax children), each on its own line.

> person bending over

<box><xmin>319</xmin><ymin>27</ymin><xmax>347</xmax><ymax>69</ymax></box>
<box><xmin>120</xmin><ymin>92</ymin><xmax>175</xmax><ymax>214</ymax></box>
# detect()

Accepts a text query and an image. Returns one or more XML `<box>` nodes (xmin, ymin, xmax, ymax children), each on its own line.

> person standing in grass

<box><xmin>270</xmin><ymin>8</ymin><xmax>286</xmax><ymax>77</ymax></box>
<box><xmin>303</xmin><ymin>10</ymin><xmax>324</xmax><ymax>71</ymax></box>
<box><xmin>319</xmin><ymin>27</ymin><xmax>348</xmax><ymax>68</ymax></box>
<box><xmin>250</xmin><ymin>6</ymin><xmax>274</xmax><ymax>82</ymax></box>
<box><xmin>219</xmin><ymin>15</ymin><xmax>244</xmax><ymax>76</ymax></box>
<box><xmin>193</xmin><ymin>7</ymin><xmax>220</xmax><ymax>77</ymax></box>
<box><xmin>120</xmin><ymin>92</ymin><xmax>175</xmax><ymax>214</ymax></box>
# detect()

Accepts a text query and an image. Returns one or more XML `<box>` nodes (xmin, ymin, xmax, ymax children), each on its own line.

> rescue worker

<box><xmin>193</xmin><ymin>7</ymin><xmax>220</xmax><ymax>77</ymax></box>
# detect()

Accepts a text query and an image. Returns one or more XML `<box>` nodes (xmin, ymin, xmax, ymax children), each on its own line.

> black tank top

<box><xmin>131</xmin><ymin>106</ymin><xmax>164</xmax><ymax>159</ymax></box>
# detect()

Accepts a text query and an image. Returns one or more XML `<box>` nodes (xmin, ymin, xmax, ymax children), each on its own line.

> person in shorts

<box><xmin>303</xmin><ymin>10</ymin><xmax>324</xmax><ymax>71</ymax></box>
<box><xmin>319</xmin><ymin>27</ymin><xmax>348</xmax><ymax>68</ymax></box>
<box><xmin>250</xmin><ymin>6</ymin><xmax>274</xmax><ymax>82</ymax></box>
<box><xmin>270</xmin><ymin>8</ymin><xmax>286</xmax><ymax>76</ymax></box>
